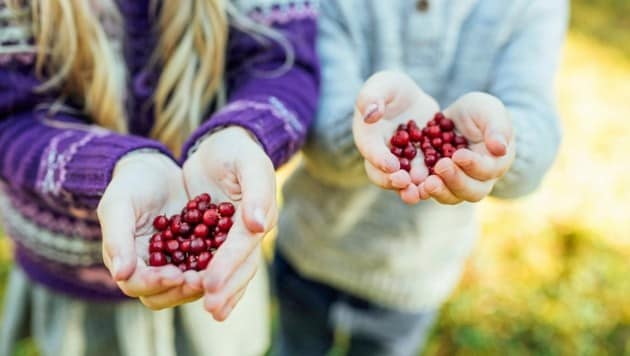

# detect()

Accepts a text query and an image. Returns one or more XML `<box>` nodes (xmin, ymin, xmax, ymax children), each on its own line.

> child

<box><xmin>274</xmin><ymin>0</ymin><xmax>567</xmax><ymax>355</ymax></box>
<box><xmin>0</xmin><ymin>0</ymin><xmax>318</xmax><ymax>355</ymax></box>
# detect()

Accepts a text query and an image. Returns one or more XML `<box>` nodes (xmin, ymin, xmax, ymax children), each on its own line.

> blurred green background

<box><xmin>2</xmin><ymin>0</ymin><xmax>629</xmax><ymax>355</ymax></box>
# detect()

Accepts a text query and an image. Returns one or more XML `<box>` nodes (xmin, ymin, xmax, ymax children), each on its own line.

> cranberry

<box><xmin>179</xmin><ymin>222</ymin><xmax>191</xmax><ymax>236</ymax></box>
<box><xmin>180</xmin><ymin>240</ymin><xmax>191</xmax><ymax>253</ymax></box>
<box><xmin>197</xmin><ymin>201</ymin><xmax>209</xmax><ymax>212</ymax></box>
<box><xmin>427</xmin><ymin>126</ymin><xmax>441</xmax><ymax>138</ymax></box>
<box><xmin>456</xmin><ymin>144</ymin><xmax>468</xmax><ymax>150</ymax></box>
<box><xmin>424</xmin><ymin>155</ymin><xmax>438</xmax><ymax>167</ymax></box>
<box><xmin>217</xmin><ymin>217</ymin><xmax>233</xmax><ymax>232</ymax></box>
<box><xmin>424</xmin><ymin>148</ymin><xmax>438</xmax><ymax>157</ymax></box>
<box><xmin>197</xmin><ymin>252</ymin><xmax>212</xmax><ymax>270</ymax></box>
<box><xmin>397</xmin><ymin>123</ymin><xmax>408</xmax><ymax>132</ymax></box>
<box><xmin>441</xmin><ymin>131</ymin><xmax>455</xmax><ymax>143</ymax></box>
<box><xmin>403</xmin><ymin>145</ymin><xmax>417</xmax><ymax>160</ymax></box>
<box><xmin>431</xmin><ymin>137</ymin><xmax>443</xmax><ymax>148</ymax></box>
<box><xmin>190</xmin><ymin>238</ymin><xmax>206</xmax><ymax>254</ymax></box>
<box><xmin>421</xmin><ymin>142</ymin><xmax>433</xmax><ymax>151</ymax></box>
<box><xmin>202</xmin><ymin>209</ymin><xmax>220</xmax><ymax>227</ymax></box>
<box><xmin>170</xmin><ymin>215</ymin><xmax>182</xmax><ymax>234</ymax></box>
<box><xmin>184</xmin><ymin>209</ymin><xmax>201</xmax><ymax>224</ymax></box>
<box><xmin>442</xmin><ymin>143</ymin><xmax>455</xmax><ymax>152</ymax></box>
<box><xmin>162</xmin><ymin>229</ymin><xmax>174</xmax><ymax>240</ymax></box>
<box><xmin>427</xmin><ymin>119</ymin><xmax>438</xmax><ymax>127</ymax></box>
<box><xmin>151</xmin><ymin>233</ymin><xmax>163</xmax><ymax>243</ymax></box>
<box><xmin>186</xmin><ymin>255</ymin><xmax>198</xmax><ymax>271</ymax></box>
<box><xmin>399</xmin><ymin>157</ymin><xmax>411</xmax><ymax>172</ymax></box>
<box><xmin>149</xmin><ymin>252</ymin><xmax>168</xmax><ymax>266</ymax></box>
<box><xmin>408</xmin><ymin>127</ymin><xmax>423</xmax><ymax>143</ymax></box>
<box><xmin>193</xmin><ymin>224</ymin><xmax>209</xmax><ymax>238</ymax></box>
<box><xmin>149</xmin><ymin>241</ymin><xmax>165</xmax><ymax>253</ymax></box>
<box><xmin>171</xmin><ymin>250</ymin><xmax>186</xmax><ymax>264</ymax></box>
<box><xmin>213</xmin><ymin>232</ymin><xmax>228</xmax><ymax>248</ymax></box>
<box><xmin>454</xmin><ymin>135</ymin><xmax>468</xmax><ymax>146</ymax></box>
<box><xmin>439</xmin><ymin>118</ymin><xmax>455</xmax><ymax>131</ymax></box>
<box><xmin>218</xmin><ymin>202</ymin><xmax>236</xmax><ymax>217</ymax></box>
<box><xmin>153</xmin><ymin>215</ymin><xmax>169</xmax><ymax>231</ymax></box>
<box><xmin>165</xmin><ymin>240</ymin><xmax>179</xmax><ymax>254</ymax></box>
<box><xmin>390</xmin><ymin>130</ymin><xmax>410</xmax><ymax>148</ymax></box>
<box><xmin>407</xmin><ymin>120</ymin><xmax>417</xmax><ymax>128</ymax></box>
<box><xmin>391</xmin><ymin>146</ymin><xmax>403</xmax><ymax>156</ymax></box>
<box><xmin>177</xmin><ymin>263</ymin><xmax>187</xmax><ymax>272</ymax></box>
<box><xmin>198</xmin><ymin>193</ymin><xmax>211</xmax><ymax>203</ymax></box>
<box><xmin>186</xmin><ymin>201</ymin><xmax>198</xmax><ymax>210</ymax></box>
<box><xmin>443</xmin><ymin>147</ymin><xmax>456</xmax><ymax>158</ymax></box>
<box><xmin>434</xmin><ymin>112</ymin><xmax>445</xmax><ymax>121</ymax></box>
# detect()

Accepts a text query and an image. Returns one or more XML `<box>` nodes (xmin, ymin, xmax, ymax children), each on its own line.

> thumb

<box><xmin>237</xmin><ymin>152</ymin><xmax>276</xmax><ymax>234</ymax></box>
<box><xmin>356</xmin><ymin>70</ymin><xmax>416</xmax><ymax>124</ymax></box>
<box><xmin>97</xmin><ymin>195</ymin><xmax>137</xmax><ymax>282</ymax></box>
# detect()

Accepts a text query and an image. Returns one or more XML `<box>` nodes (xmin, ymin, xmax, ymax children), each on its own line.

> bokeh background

<box><xmin>1</xmin><ymin>0</ymin><xmax>629</xmax><ymax>355</ymax></box>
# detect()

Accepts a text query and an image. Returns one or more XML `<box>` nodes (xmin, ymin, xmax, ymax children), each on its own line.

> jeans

<box><xmin>271</xmin><ymin>251</ymin><xmax>437</xmax><ymax>356</ymax></box>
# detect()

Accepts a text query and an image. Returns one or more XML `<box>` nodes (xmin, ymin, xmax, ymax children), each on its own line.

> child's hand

<box><xmin>353</xmin><ymin>71</ymin><xmax>439</xmax><ymax>204</ymax></box>
<box><xmin>418</xmin><ymin>92</ymin><xmax>516</xmax><ymax>204</ymax></box>
<box><xmin>98</xmin><ymin>152</ymin><xmax>204</xmax><ymax>310</ymax></box>
<box><xmin>182</xmin><ymin>126</ymin><xmax>277</xmax><ymax>321</ymax></box>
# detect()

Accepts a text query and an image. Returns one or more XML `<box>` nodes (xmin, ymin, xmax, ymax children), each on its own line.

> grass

<box><xmin>2</xmin><ymin>1</ymin><xmax>630</xmax><ymax>355</ymax></box>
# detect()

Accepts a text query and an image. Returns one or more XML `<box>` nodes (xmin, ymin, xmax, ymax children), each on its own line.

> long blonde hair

<box><xmin>4</xmin><ymin>0</ymin><xmax>228</xmax><ymax>154</ymax></box>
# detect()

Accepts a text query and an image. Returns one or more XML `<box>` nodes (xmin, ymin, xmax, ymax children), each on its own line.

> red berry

<box><xmin>424</xmin><ymin>155</ymin><xmax>438</xmax><ymax>167</ymax></box>
<box><xmin>202</xmin><ymin>209</ymin><xmax>220</xmax><ymax>227</ymax></box>
<box><xmin>454</xmin><ymin>135</ymin><xmax>468</xmax><ymax>146</ymax></box>
<box><xmin>424</xmin><ymin>148</ymin><xmax>437</xmax><ymax>157</ymax></box>
<box><xmin>218</xmin><ymin>202</ymin><xmax>235</xmax><ymax>217</ymax></box>
<box><xmin>193</xmin><ymin>224</ymin><xmax>209</xmax><ymax>238</ymax></box>
<box><xmin>171</xmin><ymin>250</ymin><xmax>186</xmax><ymax>264</ymax></box>
<box><xmin>186</xmin><ymin>201</ymin><xmax>198</xmax><ymax>210</ymax></box>
<box><xmin>428</xmin><ymin>167</ymin><xmax>436</xmax><ymax>176</ymax></box>
<box><xmin>390</xmin><ymin>130</ymin><xmax>410</xmax><ymax>148</ymax></box>
<box><xmin>149</xmin><ymin>252</ymin><xmax>167</xmax><ymax>266</ymax></box>
<box><xmin>456</xmin><ymin>144</ymin><xmax>468</xmax><ymax>150</ymax></box>
<box><xmin>198</xmin><ymin>193</ymin><xmax>211</xmax><ymax>203</ymax></box>
<box><xmin>213</xmin><ymin>232</ymin><xmax>228</xmax><ymax>248</ymax></box>
<box><xmin>427</xmin><ymin>119</ymin><xmax>438</xmax><ymax>127</ymax></box>
<box><xmin>197</xmin><ymin>252</ymin><xmax>212</xmax><ymax>270</ymax></box>
<box><xmin>217</xmin><ymin>217</ymin><xmax>233</xmax><ymax>232</ymax></box>
<box><xmin>170</xmin><ymin>215</ymin><xmax>182</xmax><ymax>234</ymax></box>
<box><xmin>439</xmin><ymin>118</ymin><xmax>455</xmax><ymax>131</ymax></box>
<box><xmin>442</xmin><ymin>143</ymin><xmax>455</xmax><ymax>152</ymax></box>
<box><xmin>177</xmin><ymin>263</ymin><xmax>187</xmax><ymax>272</ymax></box>
<box><xmin>408</xmin><ymin>126</ymin><xmax>423</xmax><ymax>142</ymax></box>
<box><xmin>443</xmin><ymin>147</ymin><xmax>456</xmax><ymax>158</ymax></box>
<box><xmin>197</xmin><ymin>201</ymin><xmax>209</xmax><ymax>212</ymax></box>
<box><xmin>399</xmin><ymin>157</ymin><xmax>411</xmax><ymax>172</ymax></box>
<box><xmin>427</xmin><ymin>126</ymin><xmax>441</xmax><ymax>138</ymax></box>
<box><xmin>434</xmin><ymin>112</ymin><xmax>445</xmax><ymax>121</ymax></box>
<box><xmin>149</xmin><ymin>241</ymin><xmax>165</xmax><ymax>253</ymax></box>
<box><xmin>421</xmin><ymin>142</ymin><xmax>433</xmax><ymax>151</ymax></box>
<box><xmin>190</xmin><ymin>238</ymin><xmax>206</xmax><ymax>254</ymax></box>
<box><xmin>441</xmin><ymin>131</ymin><xmax>455</xmax><ymax>143</ymax></box>
<box><xmin>431</xmin><ymin>137</ymin><xmax>443</xmax><ymax>148</ymax></box>
<box><xmin>179</xmin><ymin>222</ymin><xmax>191</xmax><ymax>236</ymax></box>
<box><xmin>150</xmin><ymin>233</ymin><xmax>163</xmax><ymax>243</ymax></box>
<box><xmin>391</xmin><ymin>146</ymin><xmax>403</xmax><ymax>156</ymax></box>
<box><xmin>184</xmin><ymin>209</ymin><xmax>201</xmax><ymax>224</ymax></box>
<box><xmin>153</xmin><ymin>215</ymin><xmax>169</xmax><ymax>231</ymax></box>
<box><xmin>407</xmin><ymin>120</ymin><xmax>417</xmax><ymax>128</ymax></box>
<box><xmin>397</xmin><ymin>123</ymin><xmax>408</xmax><ymax>132</ymax></box>
<box><xmin>186</xmin><ymin>255</ymin><xmax>199</xmax><ymax>271</ymax></box>
<box><xmin>162</xmin><ymin>229</ymin><xmax>174</xmax><ymax>240</ymax></box>
<box><xmin>403</xmin><ymin>145</ymin><xmax>417</xmax><ymax>160</ymax></box>
<box><xmin>180</xmin><ymin>240</ymin><xmax>191</xmax><ymax>253</ymax></box>
<box><xmin>165</xmin><ymin>240</ymin><xmax>179</xmax><ymax>254</ymax></box>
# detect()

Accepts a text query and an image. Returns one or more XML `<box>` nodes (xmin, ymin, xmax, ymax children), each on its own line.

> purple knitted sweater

<box><xmin>0</xmin><ymin>0</ymin><xmax>318</xmax><ymax>300</ymax></box>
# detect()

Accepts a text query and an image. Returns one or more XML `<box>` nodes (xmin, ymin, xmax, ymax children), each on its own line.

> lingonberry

<box><xmin>151</xmin><ymin>233</ymin><xmax>163</xmax><ymax>243</ymax></box>
<box><xmin>202</xmin><ymin>209</ymin><xmax>220</xmax><ymax>227</ymax></box>
<box><xmin>186</xmin><ymin>201</ymin><xmax>198</xmax><ymax>210</ymax></box>
<box><xmin>180</xmin><ymin>240</ymin><xmax>191</xmax><ymax>253</ymax></box>
<box><xmin>197</xmin><ymin>201</ymin><xmax>209</xmax><ymax>212</ymax></box>
<box><xmin>421</xmin><ymin>142</ymin><xmax>433</xmax><ymax>151</ymax></box>
<box><xmin>149</xmin><ymin>241</ymin><xmax>165</xmax><ymax>253</ymax></box>
<box><xmin>391</xmin><ymin>146</ymin><xmax>403</xmax><ymax>156</ymax></box>
<box><xmin>190</xmin><ymin>238</ymin><xmax>206</xmax><ymax>254</ymax></box>
<box><xmin>431</xmin><ymin>137</ymin><xmax>443</xmax><ymax>148</ymax></box>
<box><xmin>403</xmin><ymin>145</ymin><xmax>417</xmax><ymax>160</ymax></box>
<box><xmin>217</xmin><ymin>217</ymin><xmax>233</xmax><ymax>232</ymax></box>
<box><xmin>218</xmin><ymin>202</ymin><xmax>235</xmax><ymax>217</ymax></box>
<box><xmin>193</xmin><ymin>224</ymin><xmax>209</xmax><ymax>238</ymax></box>
<box><xmin>165</xmin><ymin>240</ymin><xmax>179</xmax><ymax>254</ymax></box>
<box><xmin>153</xmin><ymin>215</ymin><xmax>169</xmax><ymax>231</ymax></box>
<box><xmin>162</xmin><ymin>229</ymin><xmax>174</xmax><ymax>240</ymax></box>
<box><xmin>184</xmin><ymin>209</ymin><xmax>201</xmax><ymax>224</ymax></box>
<box><xmin>424</xmin><ymin>155</ymin><xmax>438</xmax><ymax>167</ymax></box>
<box><xmin>439</xmin><ymin>118</ymin><xmax>455</xmax><ymax>131</ymax></box>
<box><xmin>197</xmin><ymin>252</ymin><xmax>212</xmax><ymax>270</ymax></box>
<box><xmin>179</xmin><ymin>222</ymin><xmax>191</xmax><ymax>236</ymax></box>
<box><xmin>391</xmin><ymin>130</ymin><xmax>410</xmax><ymax>148</ymax></box>
<box><xmin>399</xmin><ymin>157</ymin><xmax>411</xmax><ymax>172</ymax></box>
<box><xmin>409</xmin><ymin>127</ymin><xmax>423</xmax><ymax>142</ymax></box>
<box><xmin>441</xmin><ymin>131</ymin><xmax>455</xmax><ymax>143</ymax></box>
<box><xmin>171</xmin><ymin>250</ymin><xmax>186</xmax><ymax>264</ymax></box>
<box><xmin>214</xmin><ymin>232</ymin><xmax>228</xmax><ymax>248</ymax></box>
<box><xmin>427</xmin><ymin>125</ymin><xmax>441</xmax><ymax>138</ymax></box>
<box><xmin>149</xmin><ymin>252</ymin><xmax>168</xmax><ymax>266</ymax></box>
<box><xmin>198</xmin><ymin>193</ymin><xmax>211</xmax><ymax>203</ymax></box>
<box><xmin>397</xmin><ymin>123</ymin><xmax>408</xmax><ymax>132</ymax></box>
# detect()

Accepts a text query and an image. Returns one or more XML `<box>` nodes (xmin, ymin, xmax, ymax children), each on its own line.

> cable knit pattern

<box><xmin>0</xmin><ymin>0</ymin><xmax>318</xmax><ymax>299</ymax></box>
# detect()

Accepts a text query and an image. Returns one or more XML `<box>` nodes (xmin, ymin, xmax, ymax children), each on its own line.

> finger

<box><xmin>215</xmin><ymin>288</ymin><xmax>247</xmax><ymax>322</ymax></box>
<box><xmin>238</xmin><ymin>151</ymin><xmax>276</xmax><ymax>234</ymax></box>
<box><xmin>409</xmin><ymin>156</ymin><xmax>429</xmax><ymax>185</ymax></box>
<box><xmin>203</xmin><ymin>226</ymin><xmax>261</xmax><ymax>293</ymax></box>
<box><xmin>365</xmin><ymin>161</ymin><xmax>396</xmax><ymax>189</ymax></box>
<box><xmin>204</xmin><ymin>250</ymin><xmax>258</xmax><ymax>313</ymax></box>
<box><xmin>422</xmin><ymin>175</ymin><xmax>462</xmax><ymax>205</ymax></box>
<box><xmin>98</xmin><ymin>193</ymin><xmax>137</xmax><ymax>281</ymax></box>
<box><xmin>390</xmin><ymin>170</ymin><xmax>412</xmax><ymax>189</ymax></box>
<box><xmin>117</xmin><ymin>260</ymin><xmax>184</xmax><ymax>297</ymax></box>
<box><xmin>433</xmin><ymin>158</ymin><xmax>493</xmax><ymax>202</ymax></box>
<box><xmin>355</xmin><ymin>71</ymin><xmax>416</xmax><ymax>123</ymax></box>
<box><xmin>139</xmin><ymin>286</ymin><xmax>203</xmax><ymax>311</ymax></box>
<box><xmin>399</xmin><ymin>184</ymin><xmax>421</xmax><ymax>205</ymax></box>
<box><xmin>451</xmin><ymin>149</ymin><xmax>500</xmax><ymax>181</ymax></box>
<box><xmin>353</xmin><ymin>125</ymin><xmax>400</xmax><ymax>173</ymax></box>
<box><xmin>418</xmin><ymin>183</ymin><xmax>431</xmax><ymax>200</ymax></box>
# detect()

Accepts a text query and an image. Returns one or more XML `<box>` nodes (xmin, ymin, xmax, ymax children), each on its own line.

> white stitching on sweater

<box><xmin>248</xmin><ymin>1</ymin><xmax>318</xmax><ymax>25</ymax></box>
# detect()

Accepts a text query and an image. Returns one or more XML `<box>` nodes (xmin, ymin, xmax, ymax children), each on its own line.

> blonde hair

<box><xmin>4</xmin><ymin>0</ymin><xmax>229</xmax><ymax>154</ymax></box>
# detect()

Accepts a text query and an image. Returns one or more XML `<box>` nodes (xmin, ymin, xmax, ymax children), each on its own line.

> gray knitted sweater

<box><xmin>278</xmin><ymin>0</ymin><xmax>568</xmax><ymax>311</ymax></box>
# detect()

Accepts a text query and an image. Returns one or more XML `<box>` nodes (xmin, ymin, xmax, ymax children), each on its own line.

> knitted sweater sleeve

<box><xmin>489</xmin><ymin>0</ymin><xmax>569</xmax><ymax>198</ymax></box>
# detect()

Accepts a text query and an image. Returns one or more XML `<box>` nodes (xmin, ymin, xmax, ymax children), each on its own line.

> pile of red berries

<box><xmin>389</xmin><ymin>112</ymin><xmax>469</xmax><ymax>175</ymax></box>
<box><xmin>148</xmin><ymin>193</ymin><xmax>235</xmax><ymax>271</ymax></box>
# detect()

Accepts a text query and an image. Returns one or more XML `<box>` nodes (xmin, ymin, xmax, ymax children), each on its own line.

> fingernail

<box><xmin>492</xmin><ymin>133</ymin><xmax>507</xmax><ymax>150</ymax></box>
<box><xmin>111</xmin><ymin>257</ymin><xmax>121</xmax><ymax>280</ymax></box>
<box><xmin>362</xmin><ymin>103</ymin><xmax>379</xmax><ymax>122</ymax></box>
<box><xmin>254</xmin><ymin>208</ymin><xmax>266</xmax><ymax>231</ymax></box>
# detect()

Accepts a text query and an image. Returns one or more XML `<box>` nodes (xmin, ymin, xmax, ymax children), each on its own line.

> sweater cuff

<box><xmin>181</xmin><ymin>97</ymin><xmax>305</xmax><ymax>168</ymax></box>
<box><xmin>57</xmin><ymin>132</ymin><xmax>174</xmax><ymax>208</ymax></box>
